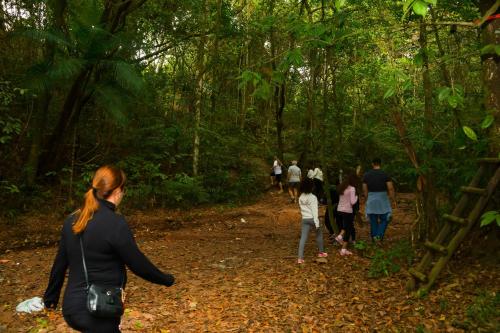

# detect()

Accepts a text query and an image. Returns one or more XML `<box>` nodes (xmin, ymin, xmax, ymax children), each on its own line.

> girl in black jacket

<box><xmin>43</xmin><ymin>165</ymin><xmax>174</xmax><ymax>332</ymax></box>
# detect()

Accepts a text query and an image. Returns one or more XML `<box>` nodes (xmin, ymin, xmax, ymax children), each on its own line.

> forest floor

<box><xmin>0</xmin><ymin>189</ymin><xmax>498</xmax><ymax>332</ymax></box>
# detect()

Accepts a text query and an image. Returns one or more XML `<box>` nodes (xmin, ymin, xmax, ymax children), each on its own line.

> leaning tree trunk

<box><xmin>25</xmin><ymin>0</ymin><xmax>67</xmax><ymax>185</ymax></box>
<box><xmin>38</xmin><ymin>0</ymin><xmax>147</xmax><ymax>175</ymax></box>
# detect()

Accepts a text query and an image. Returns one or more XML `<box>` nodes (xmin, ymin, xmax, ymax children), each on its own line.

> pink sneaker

<box><xmin>335</xmin><ymin>234</ymin><xmax>343</xmax><ymax>244</ymax></box>
<box><xmin>340</xmin><ymin>249</ymin><xmax>353</xmax><ymax>256</ymax></box>
<box><xmin>318</xmin><ymin>252</ymin><xmax>328</xmax><ymax>258</ymax></box>
<box><xmin>297</xmin><ymin>258</ymin><xmax>305</xmax><ymax>264</ymax></box>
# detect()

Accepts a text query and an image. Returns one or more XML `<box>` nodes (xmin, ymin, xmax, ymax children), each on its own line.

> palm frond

<box><xmin>13</xmin><ymin>28</ymin><xmax>71</xmax><ymax>48</ymax></box>
<box><xmin>47</xmin><ymin>57</ymin><xmax>86</xmax><ymax>81</ymax></box>
<box><xmin>112</xmin><ymin>61</ymin><xmax>145</xmax><ymax>93</ymax></box>
<box><xmin>93</xmin><ymin>84</ymin><xmax>129</xmax><ymax>125</ymax></box>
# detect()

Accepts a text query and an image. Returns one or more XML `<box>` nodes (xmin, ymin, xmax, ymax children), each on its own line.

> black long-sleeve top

<box><xmin>43</xmin><ymin>199</ymin><xmax>174</xmax><ymax>315</ymax></box>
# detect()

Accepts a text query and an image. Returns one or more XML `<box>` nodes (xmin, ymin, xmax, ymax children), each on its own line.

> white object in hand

<box><xmin>16</xmin><ymin>297</ymin><xmax>45</xmax><ymax>313</ymax></box>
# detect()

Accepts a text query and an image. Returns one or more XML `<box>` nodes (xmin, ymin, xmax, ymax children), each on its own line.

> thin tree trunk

<box><xmin>192</xmin><ymin>3</ymin><xmax>207</xmax><ymax>177</ymax></box>
<box><xmin>480</xmin><ymin>0</ymin><xmax>500</xmax><ymax>153</ymax></box>
<box><xmin>321</xmin><ymin>48</ymin><xmax>339</xmax><ymax>234</ymax></box>
<box><xmin>419</xmin><ymin>19</ymin><xmax>438</xmax><ymax>239</ymax></box>
<box><xmin>269</xmin><ymin>1</ymin><xmax>284</xmax><ymax>161</ymax></box>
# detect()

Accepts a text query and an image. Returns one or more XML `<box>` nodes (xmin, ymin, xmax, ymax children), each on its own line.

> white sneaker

<box><xmin>340</xmin><ymin>249</ymin><xmax>353</xmax><ymax>256</ymax></box>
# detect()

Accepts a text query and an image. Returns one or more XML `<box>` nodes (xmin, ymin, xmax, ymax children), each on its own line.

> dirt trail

<box><xmin>0</xmin><ymin>191</ymin><xmax>497</xmax><ymax>332</ymax></box>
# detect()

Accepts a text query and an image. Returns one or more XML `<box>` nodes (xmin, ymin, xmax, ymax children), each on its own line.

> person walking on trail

<box><xmin>308</xmin><ymin>166</ymin><xmax>324</xmax><ymax>203</ymax></box>
<box><xmin>324</xmin><ymin>181</ymin><xmax>341</xmax><ymax>243</ymax></box>
<box><xmin>43</xmin><ymin>165</ymin><xmax>175</xmax><ymax>332</ymax></box>
<box><xmin>335</xmin><ymin>174</ymin><xmax>359</xmax><ymax>255</ymax></box>
<box><xmin>287</xmin><ymin>160</ymin><xmax>301</xmax><ymax>203</ymax></box>
<box><xmin>363</xmin><ymin>158</ymin><xmax>396</xmax><ymax>242</ymax></box>
<box><xmin>297</xmin><ymin>178</ymin><xmax>328</xmax><ymax>264</ymax></box>
<box><xmin>272</xmin><ymin>156</ymin><xmax>284</xmax><ymax>193</ymax></box>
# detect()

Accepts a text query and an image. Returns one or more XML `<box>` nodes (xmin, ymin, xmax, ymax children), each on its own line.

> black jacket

<box><xmin>43</xmin><ymin>199</ymin><xmax>174</xmax><ymax>315</ymax></box>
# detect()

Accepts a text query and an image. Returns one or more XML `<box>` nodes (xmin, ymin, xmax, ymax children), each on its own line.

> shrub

<box><xmin>368</xmin><ymin>241</ymin><xmax>414</xmax><ymax>278</ymax></box>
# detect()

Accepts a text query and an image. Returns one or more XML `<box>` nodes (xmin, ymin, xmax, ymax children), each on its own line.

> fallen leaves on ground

<box><xmin>0</xmin><ymin>193</ymin><xmax>498</xmax><ymax>332</ymax></box>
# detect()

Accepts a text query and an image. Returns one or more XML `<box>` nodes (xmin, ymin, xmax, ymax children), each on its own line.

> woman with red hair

<box><xmin>43</xmin><ymin>165</ymin><xmax>174</xmax><ymax>332</ymax></box>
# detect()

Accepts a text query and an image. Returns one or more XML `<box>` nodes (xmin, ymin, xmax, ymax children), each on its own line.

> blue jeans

<box><xmin>298</xmin><ymin>219</ymin><xmax>324</xmax><ymax>259</ymax></box>
<box><xmin>368</xmin><ymin>213</ymin><xmax>389</xmax><ymax>240</ymax></box>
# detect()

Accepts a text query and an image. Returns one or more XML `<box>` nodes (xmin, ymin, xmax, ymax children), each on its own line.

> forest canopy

<box><xmin>0</xmin><ymin>0</ymin><xmax>498</xmax><ymax>222</ymax></box>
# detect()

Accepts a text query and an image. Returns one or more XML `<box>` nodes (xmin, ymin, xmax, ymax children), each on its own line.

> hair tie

<box><xmin>92</xmin><ymin>187</ymin><xmax>98</xmax><ymax>195</ymax></box>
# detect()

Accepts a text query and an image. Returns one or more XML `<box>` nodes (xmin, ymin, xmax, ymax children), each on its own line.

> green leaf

<box><xmin>384</xmin><ymin>87</ymin><xmax>395</xmax><ymax>99</ymax></box>
<box><xmin>480</xmin><ymin>211</ymin><xmax>498</xmax><ymax>227</ymax></box>
<box><xmin>414</xmin><ymin>53</ymin><xmax>424</xmax><ymax>66</ymax></box>
<box><xmin>462</xmin><ymin>126</ymin><xmax>478</xmax><ymax>141</ymax></box>
<box><xmin>424</xmin><ymin>0</ymin><xmax>437</xmax><ymax>5</ymax></box>
<box><xmin>481</xmin><ymin>115</ymin><xmax>494</xmax><ymax>129</ymax></box>
<box><xmin>496</xmin><ymin>45</ymin><xmax>500</xmax><ymax>56</ymax></box>
<box><xmin>412</xmin><ymin>0</ymin><xmax>428</xmax><ymax>16</ymax></box>
<box><xmin>480</xmin><ymin>44</ymin><xmax>496</xmax><ymax>55</ymax></box>
<box><xmin>438</xmin><ymin>87</ymin><xmax>451</xmax><ymax>103</ymax></box>
<box><xmin>448</xmin><ymin>95</ymin><xmax>459</xmax><ymax>108</ymax></box>
<box><xmin>335</xmin><ymin>0</ymin><xmax>346</xmax><ymax>10</ymax></box>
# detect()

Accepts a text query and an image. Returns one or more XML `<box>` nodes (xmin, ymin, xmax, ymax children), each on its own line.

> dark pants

<box><xmin>313</xmin><ymin>179</ymin><xmax>324</xmax><ymax>202</ymax></box>
<box><xmin>324</xmin><ymin>207</ymin><xmax>341</xmax><ymax>235</ymax></box>
<box><xmin>64</xmin><ymin>312</ymin><xmax>121</xmax><ymax>333</ymax></box>
<box><xmin>339</xmin><ymin>212</ymin><xmax>355</xmax><ymax>242</ymax></box>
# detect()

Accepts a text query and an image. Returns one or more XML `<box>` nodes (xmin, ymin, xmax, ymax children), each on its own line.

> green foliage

<box><xmin>0</xmin><ymin>116</ymin><xmax>21</xmax><ymax>144</ymax></box>
<box><xmin>480</xmin><ymin>211</ymin><xmax>500</xmax><ymax>228</ymax></box>
<box><xmin>403</xmin><ymin>0</ymin><xmax>436</xmax><ymax>17</ymax></box>
<box><xmin>368</xmin><ymin>241</ymin><xmax>414</xmax><ymax>278</ymax></box>
<box><xmin>464</xmin><ymin>291</ymin><xmax>500</xmax><ymax>331</ymax></box>
<box><xmin>462</xmin><ymin>126</ymin><xmax>478</xmax><ymax>142</ymax></box>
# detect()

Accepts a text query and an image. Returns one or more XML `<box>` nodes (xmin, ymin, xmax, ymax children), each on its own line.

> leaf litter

<box><xmin>0</xmin><ymin>193</ymin><xmax>498</xmax><ymax>332</ymax></box>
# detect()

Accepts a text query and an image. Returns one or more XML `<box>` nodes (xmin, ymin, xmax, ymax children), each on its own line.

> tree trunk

<box><xmin>419</xmin><ymin>19</ymin><xmax>438</xmax><ymax>239</ymax></box>
<box><xmin>38</xmin><ymin>67</ymin><xmax>93</xmax><ymax>174</ymax></box>
<box><xmin>269</xmin><ymin>1</ymin><xmax>284</xmax><ymax>162</ymax></box>
<box><xmin>321</xmin><ymin>48</ymin><xmax>339</xmax><ymax>234</ymax></box>
<box><xmin>480</xmin><ymin>0</ymin><xmax>500</xmax><ymax>153</ymax></box>
<box><xmin>37</xmin><ymin>0</ymin><xmax>147</xmax><ymax>175</ymax></box>
<box><xmin>25</xmin><ymin>0</ymin><xmax>67</xmax><ymax>185</ymax></box>
<box><xmin>192</xmin><ymin>8</ymin><xmax>207</xmax><ymax>177</ymax></box>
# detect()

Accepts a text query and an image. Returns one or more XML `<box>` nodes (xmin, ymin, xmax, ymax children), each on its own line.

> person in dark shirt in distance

<box><xmin>43</xmin><ymin>165</ymin><xmax>175</xmax><ymax>333</ymax></box>
<box><xmin>324</xmin><ymin>180</ymin><xmax>341</xmax><ymax>242</ymax></box>
<box><xmin>362</xmin><ymin>158</ymin><xmax>396</xmax><ymax>242</ymax></box>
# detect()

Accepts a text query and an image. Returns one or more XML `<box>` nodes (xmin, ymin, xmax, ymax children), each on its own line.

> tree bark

<box><xmin>269</xmin><ymin>1</ymin><xmax>284</xmax><ymax>162</ymax></box>
<box><xmin>25</xmin><ymin>0</ymin><xmax>67</xmax><ymax>184</ymax></box>
<box><xmin>480</xmin><ymin>0</ymin><xmax>500</xmax><ymax>153</ymax></box>
<box><xmin>37</xmin><ymin>0</ymin><xmax>147</xmax><ymax>175</ymax></box>
<box><xmin>321</xmin><ymin>48</ymin><xmax>339</xmax><ymax>234</ymax></box>
<box><xmin>192</xmin><ymin>1</ymin><xmax>208</xmax><ymax>177</ymax></box>
<box><xmin>419</xmin><ymin>19</ymin><xmax>438</xmax><ymax>239</ymax></box>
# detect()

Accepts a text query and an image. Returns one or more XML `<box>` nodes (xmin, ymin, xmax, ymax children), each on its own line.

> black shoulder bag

<box><xmin>79</xmin><ymin>236</ymin><xmax>125</xmax><ymax>318</ymax></box>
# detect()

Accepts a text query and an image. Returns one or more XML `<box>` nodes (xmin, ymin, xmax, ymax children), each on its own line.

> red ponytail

<box><xmin>72</xmin><ymin>165</ymin><xmax>126</xmax><ymax>234</ymax></box>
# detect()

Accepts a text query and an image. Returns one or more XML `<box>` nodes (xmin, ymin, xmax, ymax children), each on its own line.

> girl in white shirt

<box><xmin>297</xmin><ymin>178</ymin><xmax>328</xmax><ymax>264</ymax></box>
<box><xmin>335</xmin><ymin>174</ymin><xmax>359</xmax><ymax>255</ymax></box>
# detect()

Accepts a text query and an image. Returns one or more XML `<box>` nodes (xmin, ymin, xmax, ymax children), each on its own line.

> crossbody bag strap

<box><xmin>80</xmin><ymin>234</ymin><xmax>126</xmax><ymax>290</ymax></box>
<box><xmin>79</xmin><ymin>235</ymin><xmax>90</xmax><ymax>290</ymax></box>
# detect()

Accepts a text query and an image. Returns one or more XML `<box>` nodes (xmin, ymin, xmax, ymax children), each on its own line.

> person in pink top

<box><xmin>335</xmin><ymin>174</ymin><xmax>359</xmax><ymax>255</ymax></box>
